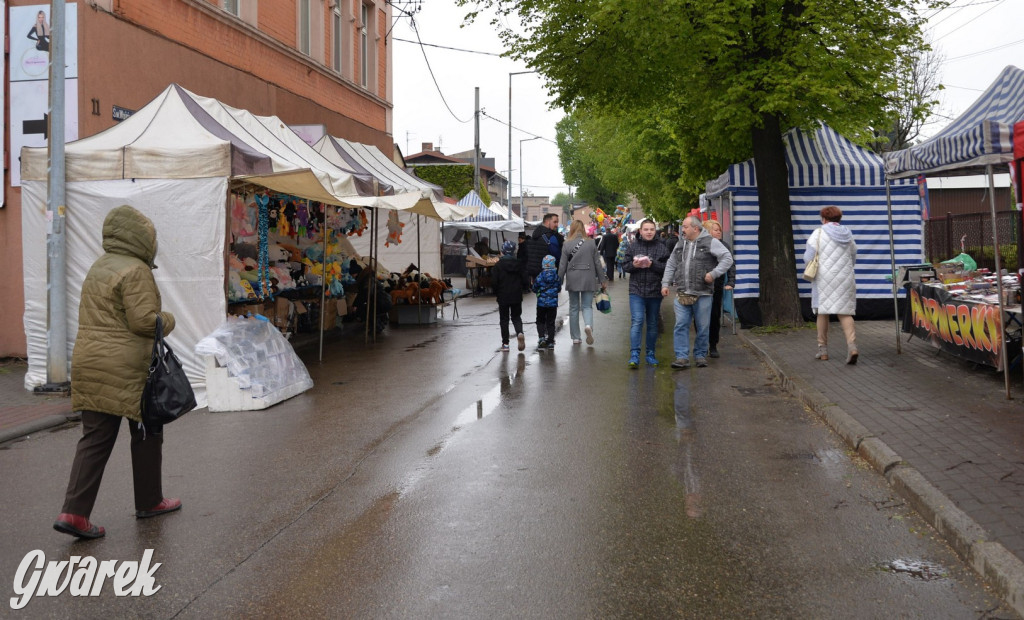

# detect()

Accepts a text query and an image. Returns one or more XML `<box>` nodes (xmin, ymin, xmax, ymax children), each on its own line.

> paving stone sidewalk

<box><xmin>739</xmin><ymin>319</ymin><xmax>1024</xmax><ymax>611</ymax></box>
<box><xmin>0</xmin><ymin>360</ymin><xmax>75</xmax><ymax>443</ymax></box>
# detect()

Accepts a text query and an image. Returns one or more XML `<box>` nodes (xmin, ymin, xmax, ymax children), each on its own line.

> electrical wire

<box><xmin>943</xmin><ymin>36</ymin><xmax>1024</xmax><ymax>62</ymax></box>
<box><xmin>409</xmin><ymin>17</ymin><xmax>472</xmax><ymax>123</ymax></box>
<box><xmin>933</xmin><ymin>0</ymin><xmax>1010</xmax><ymax>41</ymax></box>
<box><xmin>392</xmin><ymin>37</ymin><xmax>504</xmax><ymax>56</ymax></box>
<box><xmin>480</xmin><ymin>110</ymin><xmax>557</xmax><ymax>143</ymax></box>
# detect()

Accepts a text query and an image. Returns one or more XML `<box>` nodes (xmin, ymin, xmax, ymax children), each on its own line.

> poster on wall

<box><xmin>9</xmin><ymin>3</ymin><xmax>79</xmax><ymax>188</ymax></box>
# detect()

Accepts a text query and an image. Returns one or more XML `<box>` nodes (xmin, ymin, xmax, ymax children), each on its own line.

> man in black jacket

<box><xmin>525</xmin><ymin>213</ymin><xmax>563</xmax><ymax>278</ymax></box>
<box><xmin>598</xmin><ymin>227</ymin><xmax>620</xmax><ymax>281</ymax></box>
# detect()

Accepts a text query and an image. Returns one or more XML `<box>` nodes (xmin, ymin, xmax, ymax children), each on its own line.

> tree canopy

<box><xmin>465</xmin><ymin>0</ymin><xmax>940</xmax><ymax>324</ymax></box>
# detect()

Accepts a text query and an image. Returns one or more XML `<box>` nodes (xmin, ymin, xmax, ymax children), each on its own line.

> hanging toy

<box><xmin>268</xmin><ymin>199</ymin><xmax>280</xmax><ymax>231</ymax></box>
<box><xmin>297</xmin><ymin>201</ymin><xmax>310</xmax><ymax>239</ymax></box>
<box><xmin>385</xmin><ymin>211</ymin><xmax>405</xmax><ymax>246</ymax></box>
<box><xmin>282</xmin><ymin>200</ymin><xmax>297</xmax><ymax>238</ymax></box>
<box><xmin>255</xmin><ymin>193</ymin><xmax>272</xmax><ymax>300</ymax></box>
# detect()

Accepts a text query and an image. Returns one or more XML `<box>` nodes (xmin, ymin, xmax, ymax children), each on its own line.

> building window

<box><xmin>299</xmin><ymin>0</ymin><xmax>311</xmax><ymax>56</ymax></box>
<box><xmin>360</xmin><ymin>3</ymin><xmax>369</xmax><ymax>87</ymax></box>
<box><xmin>333</xmin><ymin>8</ymin><xmax>342</xmax><ymax>73</ymax></box>
<box><xmin>223</xmin><ymin>0</ymin><xmax>239</xmax><ymax>15</ymax></box>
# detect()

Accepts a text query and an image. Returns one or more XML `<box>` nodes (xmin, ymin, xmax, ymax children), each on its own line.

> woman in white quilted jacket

<box><xmin>804</xmin><ymin>206</ymin><xmax>858</xmax><ymax>364</ymax></box>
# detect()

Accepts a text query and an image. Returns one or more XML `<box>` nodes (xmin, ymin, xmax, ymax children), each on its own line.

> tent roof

<box><xmin>455</xmin><ymin>190</ymin><xmax>505</xmax><ymax>221</ymax></box>
<box><xmin>884</xmin><ymin>65</ymin><xmax>1024</xmax><ymax>179</ymax></box>
<box><xmin>20</xmin><ymin>84</ymin><xmax>375</xmax><ymax>207</ymax></box>
<box><xmin>707</xmin><ymin>123</ymin><xmax>913</xmax><ymax>198</ymax></box>
<box><xmin>312</xmin><ymin>135</ymin><xmax>472</xmax><ymax>221</ymax></box>
<box><xmin>444</xmin><ymin>191</ymin><xmax>523</xmax><ymax>231</ymax></box>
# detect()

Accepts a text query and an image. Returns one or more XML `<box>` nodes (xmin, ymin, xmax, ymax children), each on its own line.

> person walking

<box><xmin>622</xmin><ymin>219</ymin><xmax>669</xmax><ymax>368</ymax></box>
<box><xmin>599</xmin><ymin>226</ymin><xmax>620</xmax><ymax>281</ymax></box>
<box><xmin>493</xmin><ymin>240</ymin><xmax>529</xmax><ymax>352</ymax></box>
<box><xmin>702</xmin><ymin>220</ymin><xmax>735</xmax><ymax>358</ymax></box>
<box><xmin>525</xmin><ymin>213</ymin><xmax>563</xmax><ymax>279</ymax></box>
<box><xmin>532</xmin><ymin>255</ymin><xmax>561</xmax><ymax>349</ymax></box>
<box><xmin>54</xmin><ymin>205</ymin><xmax>182</xmax><ymax>540</ymax></box>
<box><xmin>804</xmin><ymin>206</ymin><xmax>858</xmax><ymax>364</ymax></box>
<box><xmin>662</xmin><ymin>216</ymin><xmax>733</xmax><ymax>370</ymax></box>
<box><xmin>559</xmin><ymin>221</ymin><xmax>608</xmax><ymax>345</ymax></box>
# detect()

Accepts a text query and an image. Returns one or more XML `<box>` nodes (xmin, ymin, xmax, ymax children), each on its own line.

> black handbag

<box><xmin>141</xmin><ymin>316</ymin><xmax>196</xmax><ymax>429</ymax></box>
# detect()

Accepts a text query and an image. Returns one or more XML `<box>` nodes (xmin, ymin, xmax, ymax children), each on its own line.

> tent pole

<box><xmin>986</xmin><ymin>165</ymin><xmax>1011</xmax><ymax>399</ymax></box>
<box><xmin>885</xmin><ymin>179</ymin><xmax>901</xmax><ymax>355</ymax></box>
<box><xmin>365</xmin><ymin>209</ymin><xmax>373</xmax><ymax>344</ymax></box>
<box><xmin>416</xmin><ymin>214</ymin><xmax>422</xmax><ymax>322</ymax></box>
<box><xmin>318</xmin><ymin>200</ymin><xmax>326</xmax><ymax>363</ymax></box>
<box><xmin>373</xmin><ymin>204</ymin><xmax>380</xmax><ymax>342</ymax></box>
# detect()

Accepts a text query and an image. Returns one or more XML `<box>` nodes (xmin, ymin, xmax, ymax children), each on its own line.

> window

<box><xmin>299</xmin><ymin>0</ymin><xmax>311</xmax><ymax>56</ymax></box>
<box><xmin>332</xmin><ymin>8</ymin><xmax>342</xmax><ymax>73</ymax></box>
<box><xmin>360</xmin><ymin>3</ymin><xmax>369</xmax><ymax>87</ymax></box>
<box><xmin>223</xmin><ymin>0</ymin><xmax>239</xmax><ymax>15</ymax></box>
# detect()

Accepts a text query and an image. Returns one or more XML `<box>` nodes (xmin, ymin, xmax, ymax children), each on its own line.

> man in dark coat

<box><xmin>525</xmin><ymin>213</ymin><xmax>563</xmax><ymax>278</ymax></box>
<box><xmin>493</xmin><ymin>240</ymin><xmax>529</xmax><ymax>351</ymax></box>
<box><xmin>599</xmin><ymin>227</ymin><xmax>620</xmax><ymax>281</ymax></box>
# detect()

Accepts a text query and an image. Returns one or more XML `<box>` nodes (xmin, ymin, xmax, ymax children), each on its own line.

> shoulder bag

<box><xmin>141</xmin><ymin>315</ymin><xmax>196</xmax><ymax>430</ymax></box>
<box><xmin>802</xmin><ymin>230</ymin><xmax>821</xmax><ymax>282</ymax></box>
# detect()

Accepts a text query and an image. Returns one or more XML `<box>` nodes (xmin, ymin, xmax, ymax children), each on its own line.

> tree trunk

<box><xmin>752</xmin><ymin>113</ymin><xmax>803</xmax><ymax>326</ymax></box>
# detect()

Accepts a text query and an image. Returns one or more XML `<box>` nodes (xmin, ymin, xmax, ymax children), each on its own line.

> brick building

<box><xmin>0</xmin><ymin>0</ymin><xmax>394</xmax><ymax>356</ymax></box>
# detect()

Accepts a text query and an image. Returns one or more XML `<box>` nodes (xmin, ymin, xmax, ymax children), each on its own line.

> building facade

<box><xmin>1</xmin><ymin>0</ymin><xmax>394</xmax><ymax>356</ymax></box>
<box><xmin>407</xmin><ymin>143</ymin><xmax>509</xmax><ymax>205</ymax></box>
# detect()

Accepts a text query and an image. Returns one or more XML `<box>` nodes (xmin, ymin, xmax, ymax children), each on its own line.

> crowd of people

<box><xmin>494</xmin><ymin>211</ymin><xmax>766</xmax><ymax>371</ymax></box>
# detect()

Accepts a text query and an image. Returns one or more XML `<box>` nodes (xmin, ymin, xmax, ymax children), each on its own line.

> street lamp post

<box><xmin>520</xmin><ymin>136</ymin><xmax>541</xmax><ymax>222</ymax></box>
<box><xmin>509</xmin><ymin>70</ymin><xmax>537</xmax><ymax>219</ymax></box>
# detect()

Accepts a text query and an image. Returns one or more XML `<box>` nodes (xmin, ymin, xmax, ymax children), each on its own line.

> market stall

<box><xmin>442</xmin><ymin>190</ymin><xmax>523</xmax><ymax>291</ymax></box>
<box><xmin>19</xmin><ymin>83</ymin><xmax>444</xmax><ymax>400</ymax></box>
<box><xmin>705</xmin><ymin>123</ymin><xmax>921</xmax><ymax>326</ymax></box>
<box><xmin>884</xmin><ymin>64</ymin><xmax>1024</xmax><ymax>396</ymax></box>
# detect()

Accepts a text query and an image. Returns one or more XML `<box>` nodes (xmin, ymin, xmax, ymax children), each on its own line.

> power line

<box><xmin>393</xmin><ymin>37</ymin><xmax>504</xmax><ymax>57</ymax></box>
<box><xmin>480</xmin><ymin>110</ymin><xmax>557</xmax><ymax>143</ymax></box>
<box><xmin>409</xmin><ymin>18</ymin><xmax>472</xmax><ymax>124</ymax></box>
<box><xmin>933</xmin><ymin>0</ymin><xmax>1010</xmax><ymax>41</ymax></box>
<box><xmin>943</xmin><ymin>36</ymin><xmax>1024</xmax><ymax>62</ymax></box>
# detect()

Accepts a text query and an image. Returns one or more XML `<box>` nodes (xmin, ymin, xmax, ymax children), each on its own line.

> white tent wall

<box><xmin>347</xmin><ymin>211</ymin><xmax>441</xmax><ymax>276</ymax></box>
<box><xmin>22</xmin><ymin>178</ymin><xmax>227</xmax><ymax>405</ymax></box>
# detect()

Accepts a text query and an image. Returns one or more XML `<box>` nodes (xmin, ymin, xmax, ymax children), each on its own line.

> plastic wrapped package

<box><xmin>195</xmin><ymin>316</ymin><xmax>313</xmax><ymax>404</ymax></box>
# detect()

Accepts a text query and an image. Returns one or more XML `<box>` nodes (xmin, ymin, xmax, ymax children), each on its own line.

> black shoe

<box><xmin>709</xmin><ymin>348</ymin><xmax>720</xmax><ymax>358</ymax></box>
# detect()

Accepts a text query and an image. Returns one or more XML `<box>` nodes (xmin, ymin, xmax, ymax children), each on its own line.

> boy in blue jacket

<box><xmin>532</xmin><ymin>255</ymin><xmax>561</xmax><ymax>349</ymax></box>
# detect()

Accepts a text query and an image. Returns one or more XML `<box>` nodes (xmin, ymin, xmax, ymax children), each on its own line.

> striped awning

<box><xmin>707</xmin><ymin>123</ymin><xmax>914</xmax><ymax>196</ymax></box>
<box><xmin>884</xmin><ymin>65</ymin><xmax>1024</xmax><ymax>179</ymax></box>
<box><xmin>454</xmin><ymin>190</ymin><xmax>504</xmax><ymax>221</ymax></box>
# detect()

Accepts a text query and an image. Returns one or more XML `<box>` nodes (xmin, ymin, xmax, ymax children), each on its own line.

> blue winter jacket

<box><xmin>532</xmin><ymin>268</ymin><xmax>561</xmax><ymax>308</ymax></box>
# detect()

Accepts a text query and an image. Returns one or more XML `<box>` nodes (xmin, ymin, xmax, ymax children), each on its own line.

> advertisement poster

<box><xmin>9</xmin><ymin>3</ymin><xmax>79</xmax><ymax>187</ymax></box>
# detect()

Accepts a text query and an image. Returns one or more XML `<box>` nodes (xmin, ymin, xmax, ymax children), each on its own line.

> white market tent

<box><xmin>883</xmin><ymin>64</ymin><xmax>1024</xmax><ymax>397</ymax></box>
<box><xmin>705</xmin><ymin>123</ymin><xmax>921</xmax><ymax>326</ymax></box>
<box><xmin>19</xmin><ymin>84</ymin><xmax>439</xmax><ymax>395</ymax></box>
<box><xmin>444</xmin><ymin>190</ymin><xmax>524</xmax><ymax>232</ymax></box>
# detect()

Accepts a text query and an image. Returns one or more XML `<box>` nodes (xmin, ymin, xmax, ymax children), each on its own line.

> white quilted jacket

<box><xmin>804</xmin><ymin>224</ymin><xmax>857</xmax><ymax>315</ymax></box>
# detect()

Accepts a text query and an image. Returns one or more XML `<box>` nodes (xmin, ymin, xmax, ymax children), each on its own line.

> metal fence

<box><xmin>924</xmin><ymin>211</ymin><xmax>1021</xmax><ymax>272</ymax></box>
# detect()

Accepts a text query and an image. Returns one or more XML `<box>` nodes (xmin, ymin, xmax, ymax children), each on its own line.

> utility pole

<box><xmin>473</xmin><ymin>87</ymin><xmax>480</xmax><ymax>196</ymax></box>
<box><xmin>39</xmin><ymin>0</ymin><xmax>69</xmax><ymax>392</ymax></box>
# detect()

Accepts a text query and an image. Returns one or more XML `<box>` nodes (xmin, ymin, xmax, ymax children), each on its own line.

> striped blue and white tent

<box><xmin>445</xmin><ymin>190</ymin><xmax>524</xmax><ymax>232</ymax></box>
<box><xmin>884</xmin><ymin>65</ymin><xmax>1024</xmax><ymax>178</ymax></box>
<box><xmin>705</xmin><ymin>123</ymin><xmax>921</xmax><ymax>323</ymax></box>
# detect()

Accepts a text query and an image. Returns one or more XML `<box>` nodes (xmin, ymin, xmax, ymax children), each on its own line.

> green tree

<box><xmin>411</xmin><ymin>165</ymin><xmax>474</xmax><ymax>202</ymax></box>
<box><xmin>465</xmin><ymin>0</ymin><xmax>937</xmax><ymax>325</ymax></box>
<box><xmin>551</xmin><ymin>192</ymin><xmax>572</xmax><ymax>207</ymax></box>
<box><xmin>556</xmin><ymin>114</ymin><xmax>621</xmax><ymax>209</ymax></box>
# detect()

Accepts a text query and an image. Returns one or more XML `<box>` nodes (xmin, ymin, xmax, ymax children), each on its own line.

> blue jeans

<box><xmin>629</xmin><ymin>294</ymin><xmax>662</xmax><ymax>354</ymax></box>
<box><xmin>567</xmin><ymin>290</ymin><xmax>595</xmax><ymax>341</ymax></box>
<box><xmin>673</xmin><ymin>295</ymin><xmax>713</xmax><ymax>360</ymax></box>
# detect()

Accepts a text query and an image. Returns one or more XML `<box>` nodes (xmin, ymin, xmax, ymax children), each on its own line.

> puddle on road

<box><xmin>878</xmin><ymin>559</ymin><xmax>948</xmax><ymax>581</ymax></box>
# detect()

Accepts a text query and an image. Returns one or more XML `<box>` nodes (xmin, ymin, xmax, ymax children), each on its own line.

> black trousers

<box><xmin>61</xmin><ymin>410</ymin><xmax>163</xmax><ymax>517</ymax></box>
<box><xmin>536</xmin><ymin>306</ymin><xmax>557</xmax><ymax>342</ymax></box>
<box><xmin>498</xmin><ymin>302</ymin><xmax>524</xmax><ymax>344</ymax></box>
<box><xmin>603</xmin><ymin>256</ymin><xmax>615</xmax><ymax>281</ymax></box>
<box><xmin>709</xmin><ymin>285</ymin><xmax>724</xmax><ymax>349</ymax></box>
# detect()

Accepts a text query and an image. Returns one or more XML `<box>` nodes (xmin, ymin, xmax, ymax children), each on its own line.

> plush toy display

<box><xmin>385</xmin><ymin>211</ymin><xmax>404</xmax><ymax>246</ymax></box>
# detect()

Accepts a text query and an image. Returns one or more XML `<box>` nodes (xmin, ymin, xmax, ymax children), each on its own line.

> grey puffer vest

<box><xmin>667</xmin><ymin>234</ymin><xmax>718</xmax><ymax>296</ymax></box>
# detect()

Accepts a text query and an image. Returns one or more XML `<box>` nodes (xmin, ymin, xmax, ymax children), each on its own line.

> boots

<box><xmin>815</xmin><ymin>345</ymin><xmax>829</xmax><ymax>361</ymax></box>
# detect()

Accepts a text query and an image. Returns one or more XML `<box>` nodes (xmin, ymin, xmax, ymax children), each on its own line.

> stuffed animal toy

<box><xmin>296</xmin><ymin>201</ymin><xmax>310</xmax><ymax>238</ymax></box>
<box><xmin>269</xmin><ymin>264</ymin><xmax>295</xmax><ymax>290</ymax></box>
<box><xmin>268</xmin><ymin>199</ymin><xmax>280</xmax><ymax>230</ymax></box>
<box><xmin>230</xmin><ymin>194</ymin><xmax>251</xmax><ymax>240</ymax></box>
<box><xmin>228</xmin><ymin>252</ymin><xmax>245</xmax><ymax>271</ymax></box>
<box><xmin>352</xmin><ymin>210</ymin><xmax>369</xmax><ymax>236</ymax></box>
<box><xmin>390</xmin><ymin>282</ymin><xmax>420</xmax><ymax>306</ymax></box>
<box><xmin>385</xmin><ymin>211</ymin><xmax>404</xmax><ymax>246</ymax></box>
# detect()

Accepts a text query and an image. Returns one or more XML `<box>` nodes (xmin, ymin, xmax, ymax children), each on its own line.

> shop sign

<box><xmin>112</xmin><ymin>105</ymin><xmax>135</xmax><ymax>122</ymax></box>
<box><xmin>903</xmin><ymin>283</ymin><xmax>1009</xmax><ymax>370</ymax></box>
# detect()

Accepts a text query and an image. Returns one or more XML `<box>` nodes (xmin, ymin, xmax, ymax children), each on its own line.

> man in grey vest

<box><xmin>661</xmin><ymin>216</ymin><xmax>733</xmax><ymax>369</ymax></box>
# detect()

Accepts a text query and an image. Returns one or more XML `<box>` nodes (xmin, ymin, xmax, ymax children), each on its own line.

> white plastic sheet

<box><xmin>195</xmin><ymin>316</ymin><xmax>312</xmax><ymax>400</ymax></box>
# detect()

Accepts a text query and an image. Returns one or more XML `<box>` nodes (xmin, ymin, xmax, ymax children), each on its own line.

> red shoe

<box><xmin>136</xmin><ymin>498</ymin><xmax>182</xmax><ymax>519</ymax></box>
<box><xmin>54</xmin><ymin>513</ymin><xmax>106</xmax><ymax>539</ymax></box>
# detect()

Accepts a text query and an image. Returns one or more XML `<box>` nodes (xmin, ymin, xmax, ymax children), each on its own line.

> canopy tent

<box><xmin>444</xmin><ymin>191</ymin><xmax>524</xmax><ymax>232</ymax></box>
<box><xmin>18</xmin><ymin>84</ymin><xmax>421</xmax><ymax>397</ymax></box>
<box><xmin>705</xmin><ymin>123</ymin><xmax>921</xmax><ymax>326</ymax></box>
<box><xmin>883</xmin><ymin>65</ymin><xmax>1024</xmax><ymax>398</ymax></box>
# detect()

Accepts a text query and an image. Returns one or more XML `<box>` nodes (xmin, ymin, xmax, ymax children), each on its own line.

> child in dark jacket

<box><xmin>532</xmin><ymin>255</ymin><xmax>561</xmax><ymax>349</ymax></box>
<box><xmin>492</xmin><ymin>240</ymin><xmax>529</xmax><ymax>351</ymax></box>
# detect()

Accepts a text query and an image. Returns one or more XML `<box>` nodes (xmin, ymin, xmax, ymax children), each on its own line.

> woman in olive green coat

<box><xmin>54</xmin><ymin>205</ymin><xmax>183</xmax><ymax>539</ymax></box>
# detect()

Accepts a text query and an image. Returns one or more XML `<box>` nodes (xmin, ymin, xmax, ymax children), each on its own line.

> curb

<box><xmin>0</xmin><ymin>412</ymin><xmax>80</xmax><ymax>446</ymax></box>
<box><xmin>738</xmin><ymin>330</ymin><xmax>1024</xmax><ymax>618</ymax></box>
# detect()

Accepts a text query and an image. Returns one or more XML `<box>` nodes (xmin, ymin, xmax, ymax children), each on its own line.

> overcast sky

<box><xmin>391</xmin><ymin>0</ymin><xmax>1024</xmax><ymax>202</ymax></box>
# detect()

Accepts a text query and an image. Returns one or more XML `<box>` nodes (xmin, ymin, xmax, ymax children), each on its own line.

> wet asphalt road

<box><xmin>0</xmin><ymin>282</ymin><xmax>1017</xmax><ymax>618</ymax></box>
